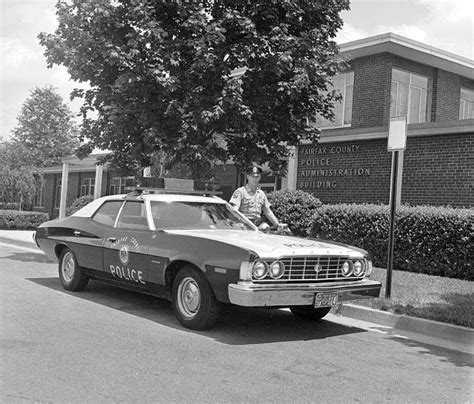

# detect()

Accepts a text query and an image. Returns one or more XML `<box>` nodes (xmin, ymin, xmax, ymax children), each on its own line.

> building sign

<box><xmin>297</xmin><ymin>144</ymin><xmax>370</xmax><ymax>191</ymax></box>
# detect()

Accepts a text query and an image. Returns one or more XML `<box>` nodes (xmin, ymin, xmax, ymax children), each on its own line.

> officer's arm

<box><xmin>262</xmin><ymin>205</ymin><xmax>279</xmax><ymax>227</ymax></box>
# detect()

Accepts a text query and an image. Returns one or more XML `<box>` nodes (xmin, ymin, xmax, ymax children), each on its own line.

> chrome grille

<box><xmin>255</xmin><ymin>256</ymin><xmax>364</xmax><ymax>282</ymax></box>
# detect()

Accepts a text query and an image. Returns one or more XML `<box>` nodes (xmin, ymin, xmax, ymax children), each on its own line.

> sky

<box><xmin>1</xmin><ymin>0</ymin><xmax>473</xmax><ymax>141</ymax></box>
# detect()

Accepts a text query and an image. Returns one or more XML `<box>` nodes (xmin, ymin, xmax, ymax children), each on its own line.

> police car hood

<box><xmin>166</xmin><ymin>229</ymin><xmax>365</xmax><ymax>258</ymax></box>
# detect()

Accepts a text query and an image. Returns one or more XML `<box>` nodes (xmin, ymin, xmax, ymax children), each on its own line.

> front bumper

<box><xmin>228</xmin><ymin>279</ymin><xmax>381</xmax><ymax>307</ymax></box>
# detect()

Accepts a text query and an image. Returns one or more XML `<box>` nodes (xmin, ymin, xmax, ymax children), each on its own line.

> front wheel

<box><xmin>58</xmin><ymin>247</ymin><xmax>89</xmax><ymax>291</ymax></box>
<box><xmin>290</xmin><ymin>306</ymin><xmax>331</xmax><ymax>321</ymax></box>
<box><xmin>172</xmin><ymin>266</ymin><xmax>221</xmax><ymax>330</ymax></box>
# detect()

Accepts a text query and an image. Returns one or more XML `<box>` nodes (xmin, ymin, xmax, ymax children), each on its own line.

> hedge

<box><xmin>66</xmin><ymin>195</ymin><xmax>94</xmax><ymax>216</ymax></box>
<box><xmin>310</xmin><ymin>204</ymin><xmax>473</xmax><ymax>280</ymax></box>
<box><xmin>267</xmin><ymin>190</ymin><xmax>322</xmax><ymax>236</ymax></box>
<box><xmin>0</xmin><ymin>210</ymin><xmax>49</xmax><ymax>230</ymax></box>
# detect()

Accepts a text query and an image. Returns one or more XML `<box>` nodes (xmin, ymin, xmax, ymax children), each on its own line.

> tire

<box><xmin>172</xmin><ymin>266</ymin><xmax>221</xmax><ymax>330</ymax></box>
<box><xmin>290</xmin><ymin>306</ymin><xmax>331</xmax><ymax>321</ymax></box>
<box><xmin>58</xmin><ymin>247</ymin><xmax>89</xmax><ymax>291</ymax></box>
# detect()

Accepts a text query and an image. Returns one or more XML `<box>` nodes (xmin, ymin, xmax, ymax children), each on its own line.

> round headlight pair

<box><xmin>252</xmin><ymin>260</ymin><xmax>285</xmax><ymax>280</ymax></box>
<box><xmin>341</xmin><ymin>260</ymin><xmax>366</xmax><ymax>277</ymax></box>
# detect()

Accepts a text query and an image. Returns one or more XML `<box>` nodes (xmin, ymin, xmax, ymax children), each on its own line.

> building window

<box><xmin>55</xmin><ymin>179</ymin><xmax>62</xmax><ymax>209</ymax></box>
<box><xmin>109</xmin><ymin>176</ymin><xmax>134</xmax><ymax>195</ymax></box>
<box><xmin>390</xmin><ymin>68</ymin><xmax>430</xmax><ymax>124</ymax></box>
<box><xmin>460</xmin><ymin>88</ymin><xmax>474</xmax><ymax>120</ymax></box>
<box><xmin>80</xmin><ymin>177</ymin><xmax>95</xmax><ymax>196</ymax></box>
<box><xmin>318</xmin><ymin>71</ymin><xmax>354</xmax><ymax>128</ymax></box>
<box><xmin>34</xmin><ymin>180</ymin><xmax>44</xmax><ymax>208</ymax></box>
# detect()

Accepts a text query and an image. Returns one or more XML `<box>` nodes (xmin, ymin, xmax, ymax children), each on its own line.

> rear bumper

<box><xmin>228</xmin><ymin>279</ymin><xmax>381</xmax><ymax>307</ymax></box>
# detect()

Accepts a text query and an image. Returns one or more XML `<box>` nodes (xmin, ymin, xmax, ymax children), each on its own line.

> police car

<box><xmin>34</xmin><ymin>187</ymin><xmax>381</xmax><ymax>330</ymax></box>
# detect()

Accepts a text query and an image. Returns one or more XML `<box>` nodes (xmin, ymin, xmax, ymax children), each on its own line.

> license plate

<box><xmin>314</xmin><ymin>292</ymin><xmax>338</xmax><ymax>308</ymax></box>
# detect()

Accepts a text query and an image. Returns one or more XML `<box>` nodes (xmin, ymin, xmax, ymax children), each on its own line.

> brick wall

<box><xmin>350</xmin><ymin>53</ymin><xmax>392</xmax><ymax>129</ymax></box>
<box><xmin>297</xmin><ymin>133</ymin><xmax>473</xmax><ymax>207</ymax></box>
<box><xmin>435</xmin><ymin>70</ymin><xmax>461</xmax><ymax>121</ymax></box>
<box><xmin>402</xmin><ymin>133</ymin><xmax>473</xmax><ymax>206</ymax></box>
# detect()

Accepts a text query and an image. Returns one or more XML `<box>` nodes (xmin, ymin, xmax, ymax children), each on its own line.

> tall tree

<box><xmin>40</xmin><ymin>0</ymin><xmax>348</xmax><ymax>179</ymax></box>
<box><xmin>11</xmin><ymin>86</ymin><xmax>79</xmax><ymax>168</ymax></box>
<box><xmin>0</xmin><ymin>163</ymin><xmax>37</xmax><ymax>210</ymax></box>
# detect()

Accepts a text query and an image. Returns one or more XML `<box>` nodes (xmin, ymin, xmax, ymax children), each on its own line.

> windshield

<box><xmin>151</xmin><ymin>201</ymin><xmax>256</xmax><ymax>230</ymax></box>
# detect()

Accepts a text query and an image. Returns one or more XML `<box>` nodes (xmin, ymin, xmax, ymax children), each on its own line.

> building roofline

<box><xmin>339</xmin><ymin>32</ymin><xmax>474</xmax><ymax>79</ymax></box>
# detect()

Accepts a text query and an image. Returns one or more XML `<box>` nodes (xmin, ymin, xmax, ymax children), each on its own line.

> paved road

<box><xmin>1</xmin><ymin>242</ymin><xmax>472</xmax><ymax>403</ymax></box>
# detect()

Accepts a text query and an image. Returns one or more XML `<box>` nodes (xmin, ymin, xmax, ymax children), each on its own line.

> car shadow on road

<box><xmin>5</xmin><ymin>251</ymin><xmax>54</xmax><ymax>264</ymax></box>
<box><xmin>27</xmin><ymin>277</ymin><xmax>366</xmax><ymax>345</ymax></box>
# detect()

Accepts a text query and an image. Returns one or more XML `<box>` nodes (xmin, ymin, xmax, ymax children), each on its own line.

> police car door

<box><xmin>102</xmin><ymin>200</ymin><xmax>152</xmax><ymax>289</ymax></box>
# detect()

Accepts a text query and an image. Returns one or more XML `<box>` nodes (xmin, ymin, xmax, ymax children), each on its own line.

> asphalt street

<box><xmin>1</xmin><ymin>241</ymin><xmax>473</xmax><ymax>403</ymax></box>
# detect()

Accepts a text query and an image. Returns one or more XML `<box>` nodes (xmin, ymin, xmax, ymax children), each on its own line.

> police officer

<box><xmin>229</xmin><ymin>165</ymin><xmax>283</xmax><ymax>229</ymax></box>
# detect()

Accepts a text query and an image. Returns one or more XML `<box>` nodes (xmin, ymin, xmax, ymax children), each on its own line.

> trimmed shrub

<box><xmin>0</xmin><ymin>210</ymin><xmax>49</xmax><ymax>229</ymax></box>
<box><xmin>0</xmin><ymin>202</ymin><xmax>20</xmax><ymax>210</ymax></box>
<box><xmin>66</xmin><ymin>195</ymin><xmax>94</xmax><ymax>216</ymax></box>
<box><xmin>267</xmin><ymin>190</ymin><xmax>322</xmax><ymax>236</ymax></box>
<box><xmin>311</xmin><ymin>204</ymin><xmax>473</xmax><ymax>280</ymax></box>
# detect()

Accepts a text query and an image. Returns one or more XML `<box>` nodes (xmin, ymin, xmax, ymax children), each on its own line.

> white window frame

<box><xmin>34</xmin><ymin>181</ymin><xmax>44</xmax><ymax>208</ymax></box>
<box><xmin>80</xmin><ymin>177</ymin><xmax>95</xmax><ymax>196</ymax></box>
<box><xmin>390</xmin><ymin>68</ymin><xmax>430</xmax><ymax>124</ymax></box>
<box><xmin>109</xmin><ymin>176</ymin><xmax>135</xmax><ymax>195</ymax></box>
<box><xmin>318</xmin><ymin>71</ymin><xmax>354</xmax><ymax>128</ymax></box>
<box><xmin>459</xmin><ymin>88</ymin><xmax>474</xmax><ymax>120</ymax></box>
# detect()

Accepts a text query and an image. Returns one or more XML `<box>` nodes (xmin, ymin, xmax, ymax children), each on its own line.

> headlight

<box><xmin>269</xmin><ymin>261</ymin><xmax>285</xmax><ymax>279</ymax></box>
<box><xmin>353</xmin><ymin>260</ymin><xmax>364</xmax><ymax>276</ymax></box>
<box><xmin>252</xmin><ymin>260</ymin><xmax>268</xmax><ymax>279</ymax></box>
<box><xmin>341</xmin><ymin>261</ymin><xmax>352</xmax><ymax>277</ymax></box>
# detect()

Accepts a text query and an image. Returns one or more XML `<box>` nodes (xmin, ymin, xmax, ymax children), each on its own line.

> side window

<box><xmin>116</xmin><ymin>201</ymin><xmax>149</xmax><ymax>230</ymax></box>
<box><xmin>92</xmin><ymin>201</ymin><xmax>123</xmax><ymax>227</ymax></box>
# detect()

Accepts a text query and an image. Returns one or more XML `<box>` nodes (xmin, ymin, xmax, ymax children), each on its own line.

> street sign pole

<box><xmin>386</xmin><ymin>117</ymin><xmax>407</xmax><ymax>299</ymax></box>
<box><xmin>386</xmin><ymin>151</ymin><xmax>398</xmax><ymax>298</ymax></box>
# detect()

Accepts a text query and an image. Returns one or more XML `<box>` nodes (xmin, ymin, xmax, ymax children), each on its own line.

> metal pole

<box><xmin>386</xmin><ymin>151</ymin><xmax>399</xmax><ymax>299</ymax></box>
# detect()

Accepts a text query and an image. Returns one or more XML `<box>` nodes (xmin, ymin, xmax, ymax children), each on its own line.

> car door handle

<box><xmin>74</xmin><ymin>230</ymin><xmax>81</xmax><ymax>236</ymax></box>
<box><xmin>107</xmin><ymin>237</ymin><xmax>117</xmax><ymax>243</ymax></box>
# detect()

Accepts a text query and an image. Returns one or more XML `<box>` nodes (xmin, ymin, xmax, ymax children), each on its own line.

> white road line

<box><xmin>0</xmin><ymin>241</ymin><xmax>43</xmax><ymax>254</ymax></box>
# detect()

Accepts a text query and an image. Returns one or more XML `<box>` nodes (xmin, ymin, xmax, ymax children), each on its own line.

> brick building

<box><xmin>34</xmin><ymin>33</ymin><xmax>473</xmax><ymax>218</ymax></box>
<box><xmin>288</xmin><ymin>33</ymin><xmax>473</xmax><ymax>207</ymax></box>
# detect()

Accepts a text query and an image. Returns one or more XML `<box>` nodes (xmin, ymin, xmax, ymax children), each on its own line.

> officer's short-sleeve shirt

<box><xmin>229</xmin><ymin>185</ymin><xmax>271</xmax><ymax>221</ymax></box>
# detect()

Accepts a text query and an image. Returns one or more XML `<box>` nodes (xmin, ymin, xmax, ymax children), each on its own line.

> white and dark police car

<box><xmin>34</xmin><ymin>186</ymin><xmax>381</xmax><ymax>330</ymax></box>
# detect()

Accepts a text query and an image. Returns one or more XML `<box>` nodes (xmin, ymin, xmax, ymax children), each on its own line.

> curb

<box><xmin>338</xmin><ymin>303</ymin><xmax>473</xmax><ymax>346</ymax></box>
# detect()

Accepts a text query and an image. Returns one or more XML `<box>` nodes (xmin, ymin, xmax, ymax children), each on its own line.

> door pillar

<box><xmin>59</xmin><ymin>162</ymin><xmax>69</xmax><ymax>219</ymax></box>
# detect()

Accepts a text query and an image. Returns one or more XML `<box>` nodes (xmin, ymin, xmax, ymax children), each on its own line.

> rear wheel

<box><xmin>290</xmin><ymin>306</ymin><xmax>331</xmax><ymax>320</ymax></box>
<box><xmin>58</xmin><ymin>247</ymin><xmax>89</xmax><ymax>291</ymax></box>
<box><xmin>172</xmin><ymin>266</ymin><xmax>221</xmax><ymax>330</ymax></box>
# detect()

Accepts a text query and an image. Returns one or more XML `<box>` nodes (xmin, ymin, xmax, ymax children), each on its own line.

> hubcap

<box><xmin>61</xmin><ymin>252</ymin><xmax>75</xmax><ymax>283</ymax></box>
<box><xmin>177</xmin><ymin>277</ymin><xmax>201</xmax><ymax>318</ymax></box>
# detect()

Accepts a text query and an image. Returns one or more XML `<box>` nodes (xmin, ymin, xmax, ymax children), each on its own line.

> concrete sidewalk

<box><xmin>0</xmin><ymin>229</ymin><xmax>36</xmax><ymax>246</ymax></box>
<box><xmin>1</xmin><ymin>228</ymin><xmax>472</xmax><ymax>352</ymax></box>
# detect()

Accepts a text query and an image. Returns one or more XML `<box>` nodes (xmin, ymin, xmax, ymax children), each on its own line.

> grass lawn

<box><xmin>352</xmin><ymin>267</ymin><xmax>474</xmax><ymax>328</ymax></box>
